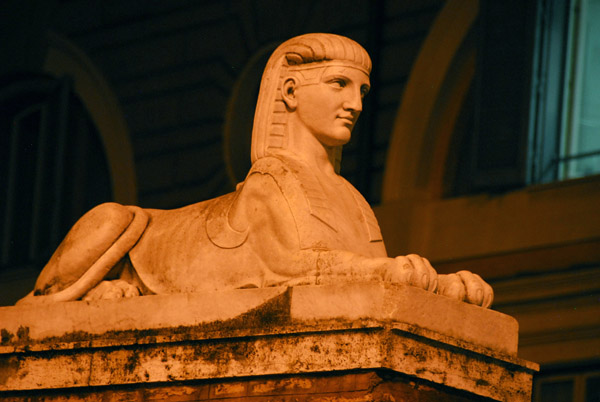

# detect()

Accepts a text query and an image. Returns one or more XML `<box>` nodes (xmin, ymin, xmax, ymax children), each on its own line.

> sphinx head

<box><xmin>250</xmin><ymin>33</ymin><xmax>372</xmax><ymax>172</ymax></box>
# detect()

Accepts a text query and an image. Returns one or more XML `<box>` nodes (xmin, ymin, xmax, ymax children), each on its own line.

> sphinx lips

<box><xmin>337</xmin><ymin>116</ymin><xmax>355</xmax><ymax>125</ymax></box>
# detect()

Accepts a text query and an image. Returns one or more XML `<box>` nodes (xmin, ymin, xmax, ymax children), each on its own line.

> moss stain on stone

<box><xmin>0</xmin><ymin>356</ymin><xmax>20</xmax><ymax>386</ymax></box>
<box><xmin>124</xmin><ymin>353</ymin><xmax>140</xmax><ymax>375</ymax></box>
<box><xmin>0</xmin><ymin>329</ymin><xmax>14</xmax><ymax>344</ymax></box>
<box><xmin>1</xmin><ymin>289</ymin><xmax>294</xmax><ymax>352</ymax></box>
<box><xmin>15</xmin><ymin>327</ymin><xmax>30</xmax><ymax>343</ymax></box>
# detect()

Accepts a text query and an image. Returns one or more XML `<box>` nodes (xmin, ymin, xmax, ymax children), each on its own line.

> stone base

<box><xmin>1</xmin><ymin>370</ymin><xmax>509</xmax><ymax>401</ymax></box>
<box><xmin>0</xmin><ymin>283</ymin><xmax>538</xmax><ymax>401</ymax></box>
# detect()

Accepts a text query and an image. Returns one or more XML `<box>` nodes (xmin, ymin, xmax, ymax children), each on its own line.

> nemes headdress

<box><xmin>250</xmin><ymin>33</ymin><xmax>372</xmax><ymax>171</ymax></box>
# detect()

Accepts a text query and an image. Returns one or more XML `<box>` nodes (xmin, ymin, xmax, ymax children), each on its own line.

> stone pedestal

<box><xmin>0</xmin><ymin>283</ymin><xmax>537</xmax><ymax>401</ymax></box>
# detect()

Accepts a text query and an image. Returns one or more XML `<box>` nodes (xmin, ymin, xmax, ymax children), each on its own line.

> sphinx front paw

<box><xmin>437</xmin><ymin>271</ymin><xmax>494</xmax><ymax>308</ymax></box>
<box><xmin>383</xmin><ymin>254</ymin><xmax>438</xmax><ymax>292</ymax></box>
<box><xmin>82</xmin><ymin>280</ymin><xmax>141</xmax><ymax>301</ymax></box>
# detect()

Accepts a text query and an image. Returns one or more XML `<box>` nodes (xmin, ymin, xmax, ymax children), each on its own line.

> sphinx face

<box><xmin>294</xmin><ymin>65</ymin><xmax>370</xmax><ymax>147</ymax></box>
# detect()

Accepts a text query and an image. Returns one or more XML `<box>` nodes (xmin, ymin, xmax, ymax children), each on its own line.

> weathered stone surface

<box><xmin>0</xmin><ymin>284</ymin><xmax>537</xmax><ymax>401</ymax></box>
<box><xmin>1</xmin><ymin>287</ymin><xmax>288</xmax><ymax>343</ymax></box>
<box><xmin>291</xmin><ymin>282</ymin><xmax>517</xmax><ymax>354</ymax></box>
<box><xmin>0</xmin><ymin>371</ymin><xmax>505</xmax><ymax>401</ymax></box>
<box><xmin>2</xmin><ymin>284</ymin><xmax>513</xmax><ymax>354</ymax></box>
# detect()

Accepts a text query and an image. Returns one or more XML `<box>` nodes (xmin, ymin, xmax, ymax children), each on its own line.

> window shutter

<box><xmin>468</xmin><ymin>0</ymin><xmax>537</xmax><ymax>192</ymax></box>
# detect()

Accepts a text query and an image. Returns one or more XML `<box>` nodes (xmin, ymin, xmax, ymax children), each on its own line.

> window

<box><xmin>534</xmin><ymin>369</ymin><xmax>600</xmax><ymax>402</ymax></box>
<box><xmin>449</xmin><ymin>0</ymin><xmax>600</xmax><ymax>196</ymax></box>
<box><xmin>530</xmin><ymin>0</ymin><xmax>600</xmax><ymax>183</ymax></box>
<box><xmin>449</xmin><ymin>0</ymin><xmax>536</xmax><ymax>195</ymax></box>
<box><xmin>0</xmin><ymin>73</ymin><xmax>112</xmax><ymax>278</ymax></box>
<box><xmin>560</xmin><ymin>0</ymin><xmax>600</xmax><ymax>179</ymax></box>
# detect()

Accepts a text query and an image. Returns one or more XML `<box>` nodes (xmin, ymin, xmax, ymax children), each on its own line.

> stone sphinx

<box><xmin>17</xmin><ymin>33</ymin><xmax>493</xmax><ymax>308</ymax></box>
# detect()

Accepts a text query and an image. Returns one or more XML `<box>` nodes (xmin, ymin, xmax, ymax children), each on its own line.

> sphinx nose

<box><xmin>342</xmin><ymin>90</ymin><xmax>363</xmax><ymax>112</ymax></box>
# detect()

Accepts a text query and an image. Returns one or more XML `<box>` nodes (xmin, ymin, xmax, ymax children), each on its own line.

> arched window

<box><xmin>0</xmin><ymin>33</ymin><xmax>136</xmax><ymax>305</ymax></box>
<box><xmin>0</xmin><ymin>73</ymin><xmax>112</xmax><ymax>278</ymax></box>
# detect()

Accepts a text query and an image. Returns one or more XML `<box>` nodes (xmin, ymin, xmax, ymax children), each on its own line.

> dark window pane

<box><xmin>539</xmin><ymin>380</ymin><xmax>574</xmax><ymax>402</ymax></box>
<box><xmin>0</xmin><ymin>73</ymin><xmax>112</xmax><ymax>276</ymax></box>
<box><xmin>587</xmin><ymin>375</ymin><xmax>600</xmax><ymax>402</ymax></box>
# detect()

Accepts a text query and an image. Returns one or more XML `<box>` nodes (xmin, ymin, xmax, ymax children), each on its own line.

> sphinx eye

<box><xmin>361</xmin><ymin>85</ymin><xmax>370</xmax><ymax>98</ymax></box>
<box><xmin>328</xmin><ymin>78</ymin><xmax>347</xmax><ymax>88</ymax></box>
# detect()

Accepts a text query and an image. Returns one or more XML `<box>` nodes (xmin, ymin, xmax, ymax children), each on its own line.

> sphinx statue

<box><xmin>17</xmin><ymin>33</ymin><xmax>493</xmax><ymax>308</ymax></box>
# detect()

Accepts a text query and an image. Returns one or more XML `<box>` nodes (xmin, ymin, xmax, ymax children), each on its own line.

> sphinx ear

<box><xmin>281</xmin><ymin>77</ymin><xmax>298</xmax><ymax>110</ymax></box>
